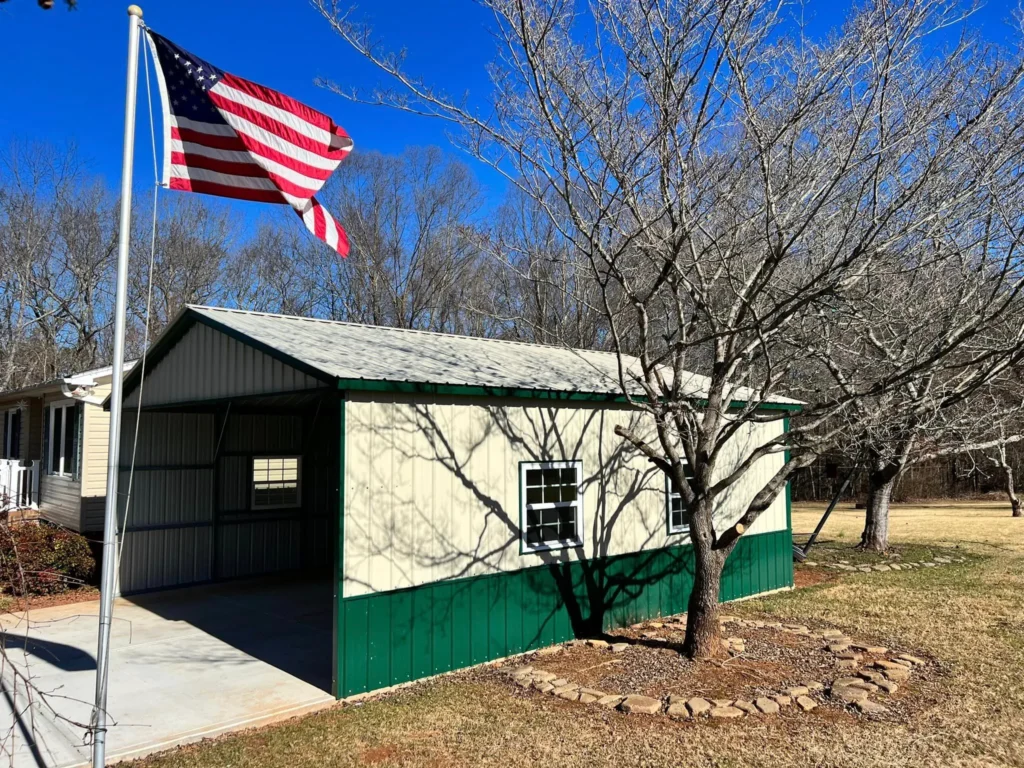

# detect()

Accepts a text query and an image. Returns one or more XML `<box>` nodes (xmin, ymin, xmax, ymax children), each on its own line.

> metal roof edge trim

<box><xmin>335</xmin><ymin>378</ymin><xmax>804</xmax><ymax>412</ymax></box>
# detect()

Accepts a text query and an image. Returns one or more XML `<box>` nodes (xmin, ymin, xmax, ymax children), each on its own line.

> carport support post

<box><xmin>92</xmin><ymin>7</ymin><xmax>143</xmax><ymax>767</ymax></box>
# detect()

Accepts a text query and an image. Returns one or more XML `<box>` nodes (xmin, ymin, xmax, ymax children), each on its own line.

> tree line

<box><xmin>0</xmin><ymin>141</ymin><xmax>602</xmax><ymax>390</ymax></box>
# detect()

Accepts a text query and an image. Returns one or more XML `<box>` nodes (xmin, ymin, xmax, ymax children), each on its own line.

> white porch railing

<box><xmin>0</xmin><ymin>458</ymin><xmax>39</xmax><ymax>512</ymax></box>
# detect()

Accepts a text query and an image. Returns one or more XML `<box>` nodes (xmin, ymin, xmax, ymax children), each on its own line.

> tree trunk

<box><xmin>682</xmin><ymin>546</ymin><xmax>727</xmax><ymax>659</ymax></box>
<box><xmin>860</xmin><ymin>473</ymin><xmax>894</xmax><ymax>552</ymax></box>
<box><xmin>1001</xmin><ymin>458</ymin><xmax>1021</xmax><ymax>518</ymax></box>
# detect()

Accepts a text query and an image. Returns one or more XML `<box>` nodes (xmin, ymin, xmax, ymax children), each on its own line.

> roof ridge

<box><xmin>187</xmin><ymin>304</ymin><xmax>630</xmax><ymax>359</ymax></box>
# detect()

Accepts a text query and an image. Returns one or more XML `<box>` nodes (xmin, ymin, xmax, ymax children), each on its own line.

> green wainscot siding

<box><xmin>335</xmin><ymin>528</ymin><xmax>793</xmax><ymax>698</ymax></box>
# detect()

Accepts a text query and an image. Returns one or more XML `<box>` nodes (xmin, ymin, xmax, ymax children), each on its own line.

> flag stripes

<box><xmin>147</xmin><ymin>30</ymin><xmax>353</xmax><ymax>255</ymax></box>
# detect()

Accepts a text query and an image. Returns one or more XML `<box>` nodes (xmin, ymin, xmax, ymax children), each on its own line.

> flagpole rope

<box><xmin>116</xmin><ymin>26</ymin><xmax>159</xmax><ymax>579</ymax></box>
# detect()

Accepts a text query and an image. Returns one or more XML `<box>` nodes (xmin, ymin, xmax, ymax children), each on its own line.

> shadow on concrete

<box><xmin>0</xmin><ymin>634</ymin><xmax>96</xmax><ymax>672</ymax></box>
<box><xmin>126</xmin><ymin>573</ymin><xmax>334</xmax><ymax>694</ymax></box>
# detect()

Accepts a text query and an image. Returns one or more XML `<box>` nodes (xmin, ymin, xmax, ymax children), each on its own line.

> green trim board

<box><xmin>337</xmin><ymin>377</ymin><xmax>803</xmax><ymax>412</ymax></box>
<box><xmin>332</xmin><ymin>396</ymin><xmax>346</xmax><ymax>698</ymax></box>
<box><xmin>335</xmin><ymin>528</ymin><xmax>792</xmax><ymax>698</ymax></box>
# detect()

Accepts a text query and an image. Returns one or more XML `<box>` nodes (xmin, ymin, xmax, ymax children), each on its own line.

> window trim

<box><xmin>666</xmin><ymin>463</ymin><xmax>693</xmax><ymax>535</ymax></box>
<box><xmin>47</xmin><ymin>400</ymin><xmax>77</xmax><ymax>477</ymax></box>
<box><xmin>250</xmin><ymin>455</ymin><xmax>303</xmax><ymax>511</ymax></box>
<box><xmin>519</xmin><ymin>459</ymin><xmax>584</xmax><ymax>554</ymax></box>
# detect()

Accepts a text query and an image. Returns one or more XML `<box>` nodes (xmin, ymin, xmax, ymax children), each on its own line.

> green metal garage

<box><xmin>113</xmin><ymin>305</ymin><xmax>796</xmax><ymax>699</ymax></box>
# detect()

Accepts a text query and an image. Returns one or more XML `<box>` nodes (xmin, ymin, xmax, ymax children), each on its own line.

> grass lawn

<box><xmin>132</xmin><ymin>500</ymin><xmax>1024</xmax><ymax>768</ymax></box>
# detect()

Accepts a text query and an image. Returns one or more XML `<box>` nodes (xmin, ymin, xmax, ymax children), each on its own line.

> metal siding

<box><xmin>123</xmin><ymin>320</ymin><xmax>325</xmax><ymax>408</ymax></box>
<box><xmin>184</xmin><ymin>306</ymin><xmax>802</xmax><ymax>406</ymax></box>
<box><xmin>116</xmin><ymin>408</ymin><xmax>332</xmax><ymax>594</ymax></box>
<box><xmin>336</xmin><ymin>529</ymin><xmax>790</xmax><ymax>697</ymax></box>
<box><xmin>343</xmin><ymin>393</ymin><xmax>788</xmax><ymax>598</ymax></box>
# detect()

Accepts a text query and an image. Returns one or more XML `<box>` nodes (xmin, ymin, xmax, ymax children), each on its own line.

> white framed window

<box><xmin>520</xmin><ymin>460</ymin><xmax>584</xmax><ymax>552</ymax></box>
<box><xmin>47</xmin><ymin>401</ymin><xmax>78</xmax><ymax>477</ymax></box>
<box><xmin>251</xmin><ymin>456</ymin><xmax>302</xmax><ymax>510</ymax></box>
<box><xmin>667</xmin><ymin>460</ymin><xmax>696</xmax><ymax>534</ymax></box>
<box><xmin>3</xmin><ymin>408</ymin><xmax>21</xmax><ymax>460</ymax></box>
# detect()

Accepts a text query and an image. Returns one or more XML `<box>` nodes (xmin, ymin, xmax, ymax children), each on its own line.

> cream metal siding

<box><xmin>343</xmin><ymin>393</ymin><xmax>788</xmax><ymax>598</ymax></box>
<box><xmin>124</xmin><ymin>321</ymin><xmax>325</xmax><ymax>408</ymax></box>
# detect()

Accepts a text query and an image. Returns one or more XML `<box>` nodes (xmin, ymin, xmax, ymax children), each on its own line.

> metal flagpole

<box><xmin>92</xmin><ymin>6</ymin><xmax>143</xmax><ymax>767</ymax></box>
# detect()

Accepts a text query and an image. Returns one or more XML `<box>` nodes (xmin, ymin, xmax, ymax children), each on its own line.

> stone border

<box><xmin>504</xmin><ymin>617</ymin><xmax>927</xmax><ymax>720</ymax></box>
<box><xmin>806</xmin><ymin>555</ymin><xmax>967</xmax><ymax>573</ymax></box>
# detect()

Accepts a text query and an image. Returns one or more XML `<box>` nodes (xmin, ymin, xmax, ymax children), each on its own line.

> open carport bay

<box><xmin>1</xmin><ymin>575</ymin><xmax>335</xmax><ymax>768</ymax></box>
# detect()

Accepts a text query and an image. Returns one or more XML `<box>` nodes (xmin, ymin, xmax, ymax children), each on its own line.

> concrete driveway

<box><xmin>1</xmin><ymin>576</ymin><xmax>336</xmax><ymax>768</ymax></box>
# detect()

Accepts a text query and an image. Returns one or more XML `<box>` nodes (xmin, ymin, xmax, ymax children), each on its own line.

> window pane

<box><xmin>560</xmin><ymin>467</ymin><xmax>576</xmax><ymax>484</ymax></box>
<box><xmin>64</xmin><ymin>406</ymin><xmax>79</xmax><ymax>476</ymax></box>
<box><xmin>50</xmin><ymin>408</ymin><xmax>63</xmax><ymax>473</ymax></box>
<box><xmin>526</xmin><ymin>528</ymin><xmax>543</xmax><ymax>546</ymax></box>
<box><xmin>558</xmin><ymin>517</ymin><xmax>577</xmax><ymax>540</ymax></box>
<box><xmin>10</xmin><ymin>411</ymin><xmax>20</xmax><ymax>460</ymax></box>
<box><xmin>541</xmin><ymin>507</ymin><xmax>561</xmax><ymax>525</ymax></box>
<box><xmin>539</xmin><ymin>524</ymin><xmax>559</xmax><ymax>542</ymax></box>
<box><xmin>543</xmin><ymin>483</ymin><xmax>562</xmax><ymax>503</ymax></box>
<box><xmin>526</xmin><ymin>469</ymin><xmax>542</xmax><ymax>486</ymax></box>
<box><xmin>526</xmin><ymin>508</ymin><xmax>541</xmax><ymax>526</ymax></box>
<box><xmin>542</xmin><ymin>468</ymin><xmax>561</xmax><ymax>485</ymax></box>
<box><xmin>560</xmin><ymin>484</ymin><xmax>577</xmax><ymax>502</ymax></box>
<box><xmin>526</xmin><ymin>487</ymin><xmax>543</xmax><ymax>504</ymax></box>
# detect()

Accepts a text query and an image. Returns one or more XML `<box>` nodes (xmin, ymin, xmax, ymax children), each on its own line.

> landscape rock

<box><xmin>755</xmin><ymin>697</ymin><xmax>781</xmax><ymax>714</ymax></box>
<box><xmin>578</xmin><ymin>693</ymin><xmax>599</xmax><ymax>704</ymax></box>
<box><xmin>796</xmin><ymin>696</ymin><xmax>818</xmax><ymax>711</ymax></box>
<box><xmin>882</xmin><ymin>667</ymin><xmax>911</xmax><ymax>682</ymax></box>
<box><xmin>838</xmin><ymin>659</ymin><xmax>859</xmax><ymax>669</ymax></box>
<box><xmin>734</xmin><ymin>699</ymin><xmax>758</xmax><ymax>714</ymax></box>
<box><xmin>532</xmin><ymin>671</ymin><xmax>557</xmax><ymax>682</ymax></box>
<box><xmin>898</xmin><ymin>653</ymin><xmax>926</xmax><ymax>666</ymax></box>
<box><xmin>872</xmin><ymin>564</ymin><xmax>892</xmax><ymax>572</ymax></box>
<box><xmin>831</xmin><ymin>685</ymin><xmax>869</xmax><ymax>703</ymax></box>
<box><xmin>666</xmin><ymin>702</ymin><xmax>691</xmax><ymax>718</ymax></box>
<box><xmin>557</xmin><ymin>688</ymin><xmax>580</xmax><ymax>701</ymax></box>
<box><xmin>772</xmin><ymin>695</ymin><xmax>793</xmax><ymax>707</ymax></box>
<box><xmin>785</xmin><ymin>686</ymin><xmax>810</xmax><ymax>697</ymax></box>
<box><xmin>828</xmin><ymin>642</ymin><xmax>852</xmax><ymax>653</ymax></box>
<box><xmin>687</xmin><ymin>697</ymin><xmax>713</xmax><ymax>716</ymax></box>
<box><xmin>855</xmin><ymin>698</ymin><xmax>889</xmax><ymax>714</ymax></box>
<box><xmin>875</xmin><ymin>679</ymin><xmax>898</xmax><ymax>694</ymax></box>
<box><xmin>580</xmin><ymin>687</ymin><xmax>606</xmax><ymax>698</ymax></box>
<box><xmin>586</xmin><ymin>639</ymin><xmax>609</xmax><ymax>649</ymax></box>
<box><xmin>537</xmin><ymin>646</ymin><xmax>562</xmax><ymax>656</ymax></box>
<box><xmin>535</xmin><ymin>682</ymin><xmax>554</xmax><ymax>693</ymax></box>
<box><xmin>552</xmin><ymin>684</ymin><xmax>578</xmax><ymax>697</ymax></box>
<box><xmin>710</xmin><ymin>706</ymin><xmax>745</xmax><ymax>719</ymax></box>
<box><xmin>609</xmin><ymin>643</ymin><xmax>630</xmax><ymax>654</ymax></box>
<box><xmin>619</xmin><ymin>695</ymin><xmax>663</xmax><ymax>714</ymax></box>
<box><xmin>596</xmin><ymin>695</ymin><xmax>625</xmax><ymax>709</ymax></box>
<box><xmin>550</xmin><ymin>678</ymin><xmax>569</xmax><ymax>688</ymax></box>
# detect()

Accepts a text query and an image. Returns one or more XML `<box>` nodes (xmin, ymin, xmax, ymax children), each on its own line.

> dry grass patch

<box><xmin>130</xmin><ymin>501</ymin><xmax>1024</xmax><ymax>768</ymax></box>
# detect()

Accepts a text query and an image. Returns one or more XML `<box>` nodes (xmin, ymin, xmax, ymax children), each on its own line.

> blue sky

<box><xmin>0</xmin><ymin>0</ymin><xmax>1020</xmax><ymax>221</ymax></box>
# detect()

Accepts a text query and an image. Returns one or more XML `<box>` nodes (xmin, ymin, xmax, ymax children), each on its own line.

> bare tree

<box><xmin>312</xmin><ymin>146</ymin><xmax>490</xmax><ymax>333</ymax></box>
<box><xmin>316</xmin><ymin>0</ymin><xmax>1024</xmax><ymax>656</ymax></box>
<box><xmin>484</xmin><ymin>190</ymin><xmax>609</xmax><ymax>348</ymax></box>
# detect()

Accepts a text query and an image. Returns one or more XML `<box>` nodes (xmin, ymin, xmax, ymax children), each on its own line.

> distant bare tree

<box><xmin>317</xmin><ymin>0</ymin><xmax>1024</xmax><ymax>656</ymax></box>
<box><xmin>484</xmin><ymin>190</ymin><xmax>608</xmax><ymax>348</ymax></box>
<box><xmin>312</xmin><ymin>146</ymin><xmax>488</xmax><ymax>333</ymax></box>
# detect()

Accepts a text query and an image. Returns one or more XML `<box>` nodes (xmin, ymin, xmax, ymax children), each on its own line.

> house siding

<box><xmin>336</xmin><ymin>392</ymin><xmax>792</xmax><ymax>697</ymax></box>
<box><xmin>38</xmin><ymin>393</ymin><xmax>82</xmax><ymax>529</ymax></box>
<box><xmin>80</xmin><ymin>383</ymin><xmax>113</xmax><ymax>532</ymax></box>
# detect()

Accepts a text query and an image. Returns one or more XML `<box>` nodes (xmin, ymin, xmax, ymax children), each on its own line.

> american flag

<box><xmin>146</xmin><ymin>30</ymin><xmax>353</xmax><ymax>255</ymax></box>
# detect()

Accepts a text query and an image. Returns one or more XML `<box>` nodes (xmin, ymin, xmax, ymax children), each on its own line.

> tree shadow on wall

<box><xmin>342</xmin><ymin>400</ymin><xmax>765</xmax><ymax>658</ymax></box>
